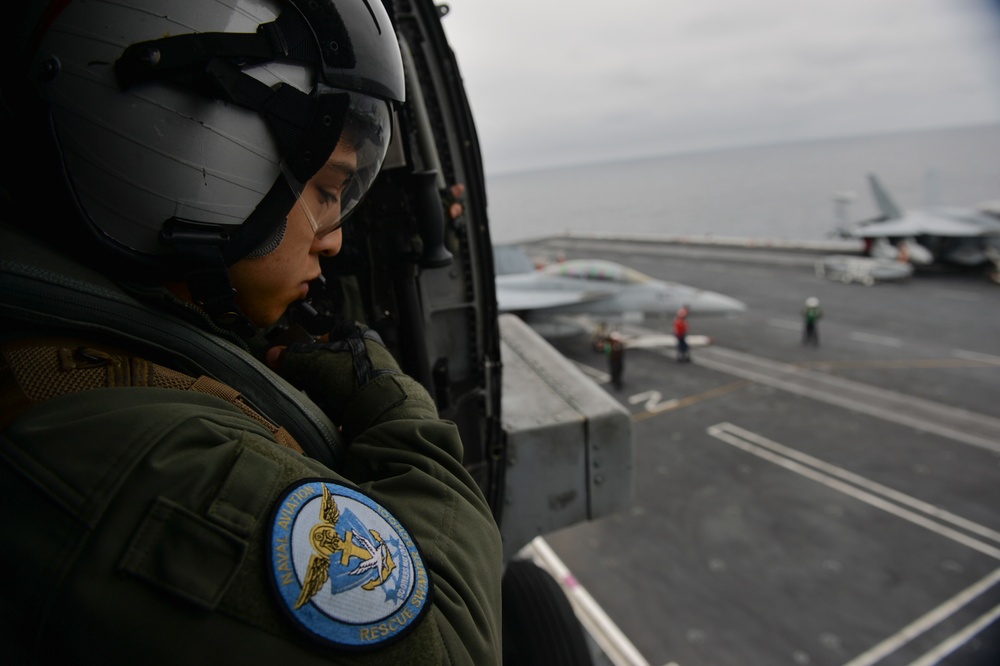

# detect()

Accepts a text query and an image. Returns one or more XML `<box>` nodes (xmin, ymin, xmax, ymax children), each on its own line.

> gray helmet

<box><xmin>6</xmin><ymin>0</ymin><xmax>403</xmax><ymax>329</ymax></box>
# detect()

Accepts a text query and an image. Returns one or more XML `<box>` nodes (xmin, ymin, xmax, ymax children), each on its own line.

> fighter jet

<box><xmin>836</xmin><ymin>173</ymin><xmax>1000</xmax><ymax>281</ymax></box>
<box><xmin>493</xmin><ymin>245</ymin><xmax>746</xmax><ymax>338</ymax></box>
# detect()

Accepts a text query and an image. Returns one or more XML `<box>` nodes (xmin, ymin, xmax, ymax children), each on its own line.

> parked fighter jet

<box><xmin>494</xmin><ymin>245</ymin><xmax>746</xmax><ymax>338</ymax></box>
<box><xmin>836</xmin><ymin>173</ymin><xmax>1000</xmax><ymax>282</ymax></box>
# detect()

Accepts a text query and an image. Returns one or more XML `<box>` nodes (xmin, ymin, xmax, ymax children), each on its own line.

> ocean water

<box><xmin>484</xmin><ymin>124</ymin><xmax>1000</xmax><ymax>245</ymax></box>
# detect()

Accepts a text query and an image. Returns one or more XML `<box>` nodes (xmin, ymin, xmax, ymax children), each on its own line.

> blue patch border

<box><xmin>266</xmin><ymin>479</ymin><xmax>432</xmax><ymax>650</ymax></box>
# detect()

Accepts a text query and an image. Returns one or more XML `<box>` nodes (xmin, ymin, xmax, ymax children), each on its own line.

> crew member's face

<box><xmin>228</xmin><ymin>139</ymin><xmax>358</xmax><ymax>327</ymax></box>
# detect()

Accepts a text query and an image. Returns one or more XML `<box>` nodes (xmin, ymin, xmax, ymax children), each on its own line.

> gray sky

<box><xmin>439</xmin><ymin>0</ymin><xmax>1000</xmax><ymax>175</ymax></box>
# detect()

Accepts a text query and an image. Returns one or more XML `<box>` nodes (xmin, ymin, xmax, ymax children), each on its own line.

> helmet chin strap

<box><xmin>160</xmin><ymin>168</ymin><xmax>303</xmax><ymax>337</ymax></box>
<box><xmin>160</xmin><ymin>219</ymin><xmax>258</xmax><ymax>337</ymax></box>
<box><xmin>187</xmin><ymin>260</ymin><xmax>259</xmax><ymax>338</ymax></box>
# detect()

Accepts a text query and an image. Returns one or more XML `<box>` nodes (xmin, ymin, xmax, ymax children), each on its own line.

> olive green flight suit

<box><xmin>0</xmin><ymin>223</ymin><xmax>503</xmax><ymax>665</ymax></box>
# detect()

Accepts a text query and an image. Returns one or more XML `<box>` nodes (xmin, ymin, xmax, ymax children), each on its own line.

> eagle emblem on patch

<box><xmin>268</xmin><ymin>480</ymin><xmax>431</xmax><ymax>648</ymax></box>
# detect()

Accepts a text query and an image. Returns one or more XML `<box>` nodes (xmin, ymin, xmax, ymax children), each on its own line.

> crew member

<box><xmin>0</xmin><ymin>1</ymin><xmax>501</xmax><ymax>663</ymax></box>
<box><xmin>673</xmin><ymin>307</ymin><xmax>691</xmax><ymax>362</ymax></box>
<box><xmin>606</xmin><ymin>331</ymin><xmax>626</xmax><ymax>390</ymax></box>
<box><xmin>802</xmin><ymin>296</ymin><xmax>823</xmax><ymax>347</ymax></box>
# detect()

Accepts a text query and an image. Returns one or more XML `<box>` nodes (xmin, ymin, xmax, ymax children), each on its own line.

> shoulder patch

<box><xmin>267</xmin><ymin>479</ymin><xmax>431</xmax><ymax>649</ymax></box>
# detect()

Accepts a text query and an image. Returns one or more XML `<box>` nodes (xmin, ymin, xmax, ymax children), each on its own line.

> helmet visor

<box><xmin>280</xmin><ymin>89</ymin><xmax>392</xmax><ymax>236</ymax></box>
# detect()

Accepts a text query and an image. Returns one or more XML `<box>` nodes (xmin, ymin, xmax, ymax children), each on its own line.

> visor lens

<box><xmin>281</xmin><ymin>90</ymin><xmax>392</xmax><ymax>236</ymax></box>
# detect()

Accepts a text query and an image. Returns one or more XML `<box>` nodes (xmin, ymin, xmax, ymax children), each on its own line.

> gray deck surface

<box><xmin>517</xmin><ymin>236</ymin><xmax>1000</xmax><ymax>666</ymax></box>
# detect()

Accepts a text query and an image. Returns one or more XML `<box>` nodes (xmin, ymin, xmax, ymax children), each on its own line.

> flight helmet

<box><xmin>6</xmin><ymin>0</ymin><xmax>404</xmax><ymax>331</ymax></box>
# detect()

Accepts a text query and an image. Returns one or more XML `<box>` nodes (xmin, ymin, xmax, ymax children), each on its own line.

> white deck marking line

<box><xmin>717</xmin><ymin>423</ymin><xmax>1000</xmax><ymax>546</ymax></box>
<box><xmin>849</xmin><ymin>331</ymin><xmax>903</xmax><ymax>347</ymax></box>
<box><xmin>706</xmin><ymin>423</ymin><xmax>1000</xmax><ymax>666</ymax></box>
<box><xmin>842</xmin><ymin>570</ymin><xmax>1000</xmax><ymax>666</ymax></box>
<box><xmin>572</xmin><ymin>359</ymin><xmax>611</xmax><ymax>383</ymax></box>
<box><xmin>703</xmin><ymin>345</ymin><xmax>1000</xmax><ymax>427</ymax></box>
<box><xmin>907</xmin><ymin>601</ymin><xmax>1000</xmax><ymax>666</ymax></box>
<box><xmin>953</xmin><ymin>349</ymin><xmax>1000</xmax><ymax>366</ymax></box>
<box><xmin>521</xmin><ymin>537</ymin><xmax>651</xmax><ymax>666</ymax></box>
<box><xmin>766</xmin><ymin>318</ymin><xmax>801</xmax><ymax>331</ymax></box>
<box><xmin>706</xmin><ymin>424</ymin><xmax>1000</xmax><ymax>560</ymax></box>
<box><xmin>628</xmin><ymin>390</ymin><xmax>680</xmax><ymax>414</ymax></box>
<box><xmin>689</xmin><ymin>348</ymin><xmax>1000</xmax><ymax>454</ymax></box>
<box><xmin>931</xmin><ymin>289</ymin><xmax>980</xmax><ymax>302</ymax></box>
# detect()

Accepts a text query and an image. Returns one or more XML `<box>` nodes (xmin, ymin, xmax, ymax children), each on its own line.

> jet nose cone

<box><xmin>686</xmin><ymin>291</ymin><xmax>747</xmax><ymax>315</ymax></box>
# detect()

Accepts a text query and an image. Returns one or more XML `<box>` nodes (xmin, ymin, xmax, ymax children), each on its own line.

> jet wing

<box><xmin>495</xmin><ymin>270</ymin><xmax>616</xmax><ymax>313</ymax></box>
<box><xmin>496</xmin><ymin>286</ymin><xmax>612</xmax><ymax>312</ymax></box>
<box><xmin>852</xmin><ymin>213</ymin><xmax>992</xmax><ymax>238</ymax></box>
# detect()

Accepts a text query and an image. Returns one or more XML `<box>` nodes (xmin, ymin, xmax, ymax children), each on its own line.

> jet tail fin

<box><xmin>868</xmin><ymin>173</ymin><xmax>903</xmax><ymax>220</ymax></box>
<box><xmin>830</xmin><ymin>191</ymin><xmax>857</xmax><ymax>237</ymax></box>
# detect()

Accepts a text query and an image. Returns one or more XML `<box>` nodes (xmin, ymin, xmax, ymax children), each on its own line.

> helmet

<box><xmin>4</xmin><ymin>0</ymin><xmax>403</xmax><ymax>287</ymax></box>
<box><xmin>805</xmin><ymin>297</ymin><xmax>819</xmax><ymax>308</ymax></box>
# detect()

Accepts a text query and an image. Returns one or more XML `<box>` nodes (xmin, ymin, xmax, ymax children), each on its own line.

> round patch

<box><xmin>268</xmin><ymin>480</ymin><xmax>431</xmax><ymax>649</ymax></box>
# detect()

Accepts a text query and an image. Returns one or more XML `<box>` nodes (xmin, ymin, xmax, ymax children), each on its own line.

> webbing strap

<box><xmin>0</xmin><ymin>339</ymin><xmax>304</xmax><ymax>455</ymax></box>
<box><xmin>0</xmin><ymin>237</ymin><xmax>342</xmax><ymax>467</ymax></box>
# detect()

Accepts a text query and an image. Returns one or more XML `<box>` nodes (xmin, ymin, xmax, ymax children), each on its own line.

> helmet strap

<box><xmin>161</xmin><ymin>221</ymin><xmax>257</xmax><ymax>337</ymax></box>
<box><xmin>226</xmin><ymin>175</ymin><xmax>298</xmax><ymax>262</ymax></box>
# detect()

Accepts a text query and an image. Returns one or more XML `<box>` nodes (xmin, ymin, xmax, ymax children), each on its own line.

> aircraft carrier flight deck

<box><xmin>510</xmin><ymin>234</ymin><xmax>1000</xmax><ymax>666</ymax></box>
